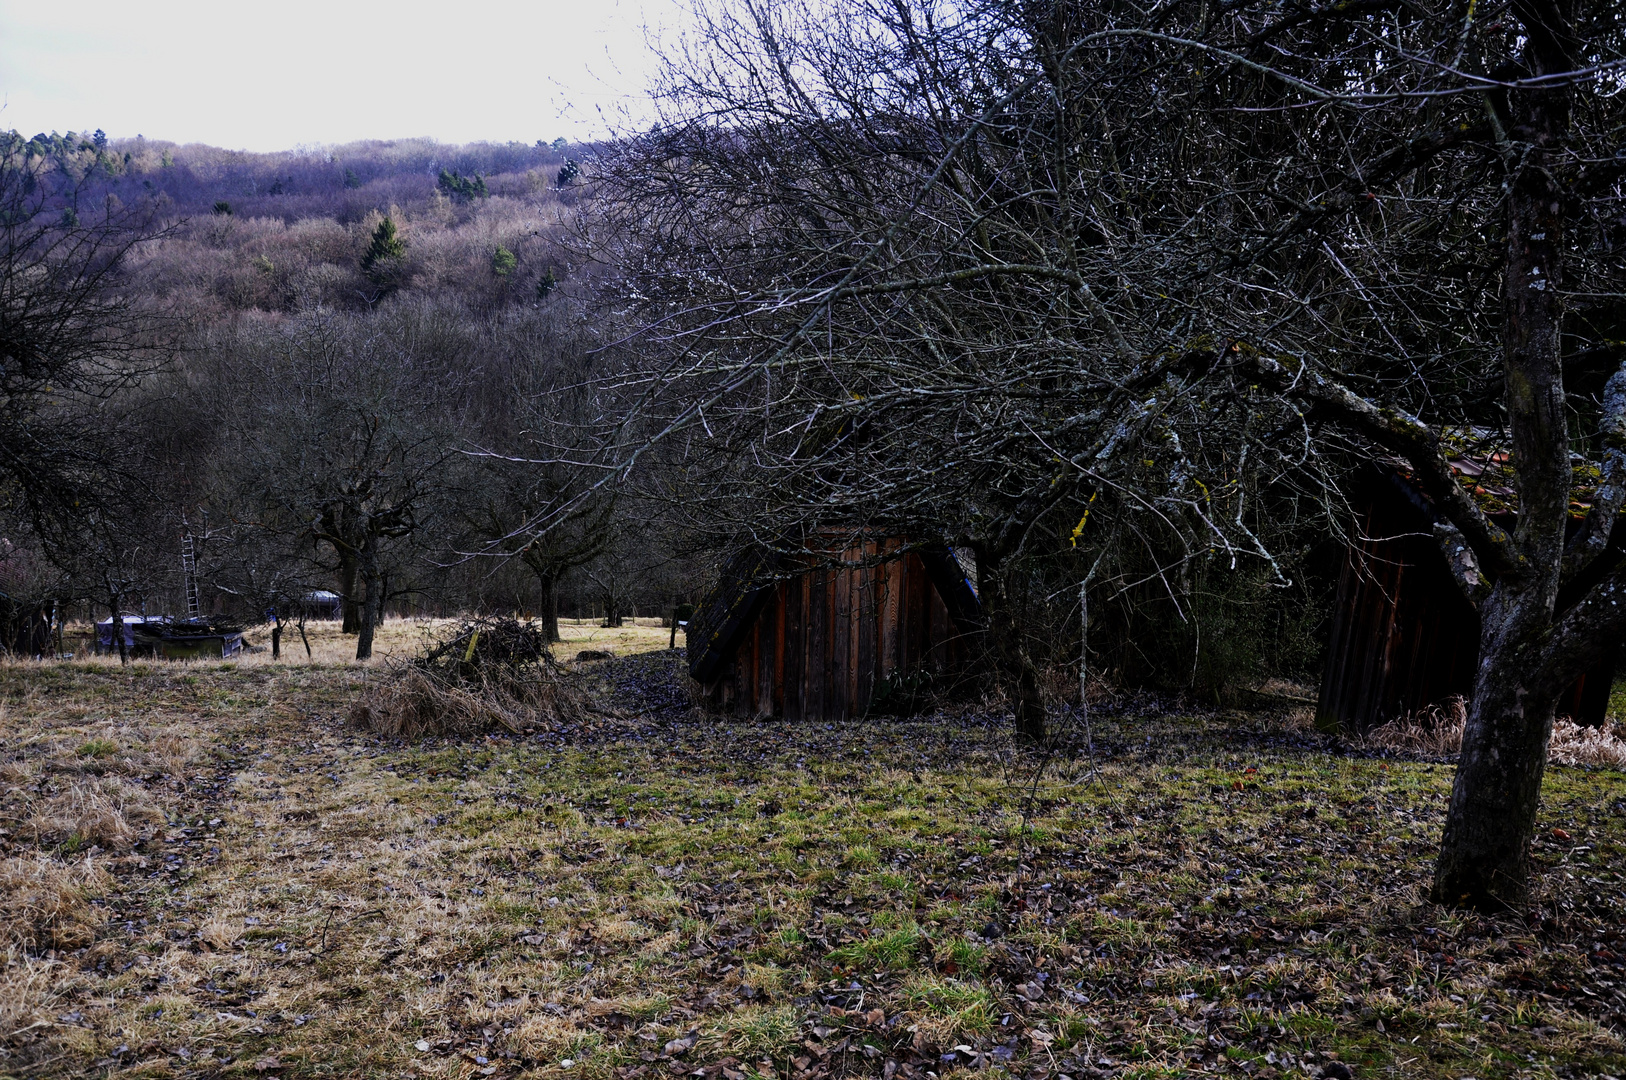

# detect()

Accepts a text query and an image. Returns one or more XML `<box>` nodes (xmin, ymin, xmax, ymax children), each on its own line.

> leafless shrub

<box><xmin>349</xmin><ymin>617</ymin><xmax>583</xmax><ymax>738</ymax></box>
<box><xmin>0</xmin><ymin>855</ymin><xmax>111</xmax><ymax>951</ymax></box>
<box><xmin>1365</xmin><ymin>698</ymin><xmax>1626</xmax><ymax>769</ymax></box>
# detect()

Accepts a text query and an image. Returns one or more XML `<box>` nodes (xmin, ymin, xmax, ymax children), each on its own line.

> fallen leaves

<box><xmin>662</xmin><ymin>1030</ymin><xmax>700</xmax><ymax>1057</ymax></box>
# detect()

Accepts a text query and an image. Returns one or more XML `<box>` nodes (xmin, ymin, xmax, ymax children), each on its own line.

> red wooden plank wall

<box><xmin>707</xmin><ymin>540</ymin><xmax>972</xmax><ymax>720</ymax></box>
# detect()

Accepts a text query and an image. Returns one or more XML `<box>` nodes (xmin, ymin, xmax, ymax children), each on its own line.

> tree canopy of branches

<box><xmin>0</xmin><ymin>132</ymin><xmax>173</xmax><ymax>541</ymax></box>
<box><xmin>590</xmin><ymin>0</ymin><xmax>1626</xmax><ymax>908</ymax></box>
<box><xmin>191</xmin><ymin>307</ymin><xmax>479</xmax><ymax>659</ymax></box>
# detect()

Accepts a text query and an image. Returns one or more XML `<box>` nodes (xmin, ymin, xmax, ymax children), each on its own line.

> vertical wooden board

<box><xmin>1317</xmin><ymin>536</ymin><xmax>1365</xmax><ymax>729</ymax></box>
<box><xmin>739</xmin><ymin>625</ymin><xmax>756</xmax><ymax>715</ymax></box>
<box><xmin>856</xmin><ymin>558</ymin><xmax>878</xmax><ymax>716</ymax></box>
<box><xmin>832</xmin><ymin>562</ymin><xmax>852</xmax><ymax>720</ymax></box>
<box><xmin>852</xmin><ymin>553</ymin><xmax>865</xmax><ymax>712</ymax></box>
<box><xmin>903</xmin><ymin>554</ymin><xmax>929</xmax><ymax>675</ymax></box>
<box><xmin>1342</xmin><ymin>526</ymin><xmax>1386</xmax><ymax>730</ymax></box>
<box><xmin>784</xmin><ymin>574</ymin><xmax>805</xmax><ymax>721</ymax></box>
<box><xmin>757</xmin><ymin>589</ymin><xmax>777</xmax><ymax>717</ymax></box>
<box><xmin>806</xmin><ymin>568</ymin><xmax>826</xmax><ymax>722</ymax></box>
<box><xmin>1351</xmin><ymin>539</ymin><xmax>1399</xmax><ymax>730</ymax></box>
<box><xmin>773</xmin><ymin>582</ymin><xmax>787</xmax><ymax>716</ymax></box>
<box><xmin>897</xmin><ymin>554</ymin><xmax>914</xmax><ymax>675</ymax></box>
<box><xmin>879</xmin><ymin>543</ymin><xmax>901</xmax><ymax>681</ymax></box>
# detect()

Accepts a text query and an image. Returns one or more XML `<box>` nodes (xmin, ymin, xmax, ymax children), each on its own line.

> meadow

<box><xmin>2</xmin><ymin>640</ymin><xmax>1624</xmax><ymax>1080</ymax></box>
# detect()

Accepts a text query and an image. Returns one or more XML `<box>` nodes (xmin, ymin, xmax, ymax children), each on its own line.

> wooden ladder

<box><xmin>181</xmin><ymin>532</ymin><xmax>201</xmax><ymax>620</ymax></box>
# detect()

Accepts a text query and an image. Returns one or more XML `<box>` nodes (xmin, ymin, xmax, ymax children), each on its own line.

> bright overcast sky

<box><xmin>0</xmin><ymin>0</ymin><xmax>679</xmax><ymax>151</ymax></box>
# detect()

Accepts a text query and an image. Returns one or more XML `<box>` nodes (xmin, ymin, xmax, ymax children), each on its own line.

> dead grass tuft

<box><xmin>0</xmin><ymin>855</ymin><xmax>111</xmax><ymax>950</ymax></box>
<box><xmin>0</xmin><ymin>948</ymin><xmax>61</xmax><ymax>1041</ymax></box>
<box><xmin>1364</xmin><ymin>696</ymin><xmax>1469</xmax><ymax>756</ymax></box>
<box><xmin>1551</xmin><ymin>719</ymin><xmax>1626</xmax><ymax>768</ymax></box>
<box><xmin>26</xmin><ymin>778</ymin><xmax>164</xmax><ymax>851</ymax></box>
<box><xmin>350</xmin><ymin>663</ymin><xmax>582</xmax><ymax>738</ymax></box>
<box><xmin>198</xmin><ymin>915</ymin><xmax>242</xmax><ymax>951</ymax></box>
<box><xmin>1365</xmin><ymin>695</ymin><xmax>1626</xmax><ymax>768</ymax></box>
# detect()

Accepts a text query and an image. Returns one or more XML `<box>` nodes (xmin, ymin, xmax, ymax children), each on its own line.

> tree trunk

<box><xmin>538</xmin><ymin>571</ymin><xmax>560</xmax><ymax>643</ymax></box>
<box><xmin>356</xmin><ymin>551</ymin><xmax>382</xmax><ymax>661</ymax></box>
<box><xmin>111</xmin><ymin>602</ymin><xmax>128</xmax><ymax>666</ymax></box>
<box><xmin>297</xmin><ymin>610</ymin><xmax>312</xmax><ymax>659</ymax></box>
<box><xmin>271</xmin><ymin>620</ymin><xmax>283</xmax><ymax>660</ymax></box>
<box><xmin>339</xmin><ymin>551</ymin><xmax>360</xmax><ymax>634</ymax></box>
<box><xmin>1432</xmin><ymin>590</ymin><xmax>1560</xmax><ymax>907</ymax></box>
<box><xmin>980</xmin><ymin>563</ymin><xmax>1045</xmax><ymax>742</ymax></box>
<box><xmin>1432</xmin><ymin>22</ymin><xmax>1573</xmax><ymax>909</ymax></box>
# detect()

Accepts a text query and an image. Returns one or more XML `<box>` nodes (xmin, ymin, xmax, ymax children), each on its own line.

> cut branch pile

<box><xmin>349</xmin><ymin>617</ymin><xmax>583</xmax><ymax>738</ymax></box>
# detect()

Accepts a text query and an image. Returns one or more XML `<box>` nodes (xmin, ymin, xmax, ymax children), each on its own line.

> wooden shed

<box><xmin>687</xmin><ymin>537</ymin><xmax>982</xmax><ymax>720</ymax></box>
<box><xmin>1317</xmin><ymin>467</ymin><xmax>1620</xmax><ymax>732</ymax></box>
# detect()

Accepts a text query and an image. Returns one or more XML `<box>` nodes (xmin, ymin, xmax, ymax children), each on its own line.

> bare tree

<box><xmin>588</xmin><ymin>0</ymin><xmax>1337</xmax><ymax>739</ymax></box>
<box><xmin>1199</xmin><ymin>0</ymin><xmax>1626</xmax><ymax>907</ymax></box>
<box><xmin>0</xmin><ymin>131</ymin><xmax>177</xmax><ymax>599</ymax></box>
<box><xmin>457</xmin><ymin>301</ymin><xmax>622</xmax><ymax>642</ymax></box>
<box><xmin>192</xmin><ymin>307</ymin><xmax>469</xmax><ymax>660</ymax></box>
<box><xmin>590</xmin><ymin>0</ymin><xmax>1625</xmax><ymax>907</ymax></box>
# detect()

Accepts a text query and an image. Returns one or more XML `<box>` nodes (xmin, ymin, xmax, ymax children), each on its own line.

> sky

<box><xmin>0</xmin><ymin>0</ymin><xmax>678</xmax><ymax>151</ymax></box>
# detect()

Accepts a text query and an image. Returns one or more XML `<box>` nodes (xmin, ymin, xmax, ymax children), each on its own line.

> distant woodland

<box><xmin>0</xmin><ymin>130</ymin><xmax>692</xmax><ymax>658</ymax></box>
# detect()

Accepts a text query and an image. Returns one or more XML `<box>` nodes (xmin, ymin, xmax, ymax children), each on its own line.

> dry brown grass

<box><xmin>1365</xmin><ymin>695</ymin><xmax>1626</xmax><ymax>768</ymax></box>
<box><xmin>3</xmin><ymin>653</ymin><xmax>1624</xmax><ymax>1078</ymax></box>
<box><xmin>349</xmin><ymin>663</ymin><xmax>584</xmax><ymax>738</ymax></box>
<box><xmin>0</xmin><ymin>948</ymin><xmax>66</xmax><ymax>1043</ymax></box>
<box><xmin>1551</xmin><ymin>720</ymin><xmax>1626</xmax><ymax>768</ymax></box>
<box><xmin>0</xmin><ymin>854</ymin><xmax>111</xmax><ymax>951</ymax></box>
<box><xmin>25</xmin><ymin>777</ymin><xmax>165</xmax><ymax>851</ymax></box>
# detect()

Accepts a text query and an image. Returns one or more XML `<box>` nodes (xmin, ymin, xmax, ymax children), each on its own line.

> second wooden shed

<box><xmin>1317</xmin><ymin>466</ymin><xmax>1620</xmax><ymax>732</ymax></box>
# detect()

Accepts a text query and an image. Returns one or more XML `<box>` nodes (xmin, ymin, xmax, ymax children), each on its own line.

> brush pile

<box><xmin>349</xmin><ymin>617</ymin><xmax>583</xmax><ymax>738</ymax></box>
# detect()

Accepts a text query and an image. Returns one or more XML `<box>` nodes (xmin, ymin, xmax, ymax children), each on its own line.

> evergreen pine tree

<box><xmin>436</xmin><ymin>169</ymin><xmax>488</xmax><ymax>204</ymax></box>
<box><xmin>491</xmin><ymin>245</ymin><xmax>516</xmax><ymax>278</ymax></box>
<box><xmin>361</xmin><ymin>216</ymin><xmax>406</xmax><ymax>274</ymax></box>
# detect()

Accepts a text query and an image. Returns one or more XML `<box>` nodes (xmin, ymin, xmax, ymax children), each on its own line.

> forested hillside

<box><xmin>0</xmin><ymin>130</ymin><xmax>695</xmax><ymax>649</ymax></box>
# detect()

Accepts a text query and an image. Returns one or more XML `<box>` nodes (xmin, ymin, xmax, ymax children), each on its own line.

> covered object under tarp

<box><xmin>96</xmin><ymin>616</ymin><xmax>246</xmax><ymax>660</ymax></box>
